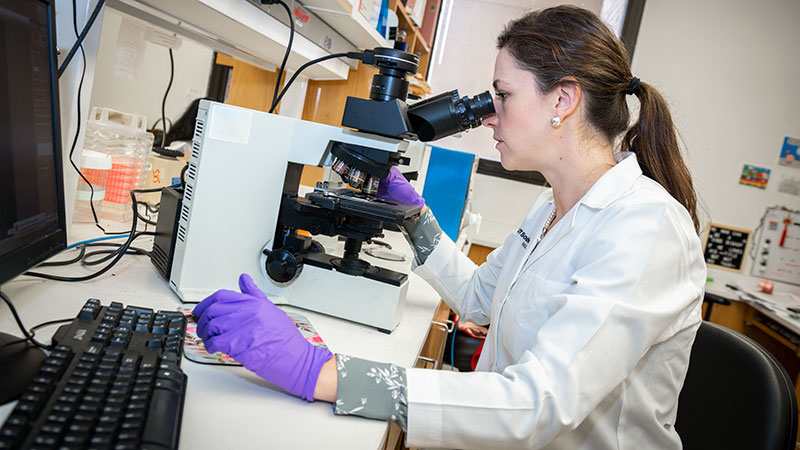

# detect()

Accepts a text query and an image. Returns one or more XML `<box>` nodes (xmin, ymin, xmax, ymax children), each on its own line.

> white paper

<box><xmin>112</xmin><ymin>17</ymin><xmax>146</xmax><ymax>80</ymax></box>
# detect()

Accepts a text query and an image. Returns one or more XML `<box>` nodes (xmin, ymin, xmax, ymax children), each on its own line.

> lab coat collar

<box><xmin>522</xmin><ymin>152</ymin><xmax>641</xmax><ymax>268</ymax></box>
<box><xmin>580</xmin><ymin>152</ymin><xmax>642</xmax><ymax>209</ymax></box>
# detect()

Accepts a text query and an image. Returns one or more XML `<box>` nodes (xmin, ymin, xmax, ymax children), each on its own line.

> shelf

<box><xmin>302</xmin><ymin>0</ymin><xmax>389</xmax><ymax>50</ymax></box>
<box><xmin>394</xmin><ymin>2</ymin><xmax>429</xmax><ymax>52</ymax></box>
<box><xmin>107</xmin><ymin>0</ymin><xmax>351</xmax><ymax>80</ymax></box>
<box><xmin>389</xmin><ymin>0</ymin><xmax>432</xmax><ymax>78</ymax></box>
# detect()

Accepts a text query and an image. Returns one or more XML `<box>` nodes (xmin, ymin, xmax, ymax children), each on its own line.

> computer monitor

<box><xmin>0</xmin><ymin>0</ymin><xmax>67</xmax><ymax>402</ymax></box>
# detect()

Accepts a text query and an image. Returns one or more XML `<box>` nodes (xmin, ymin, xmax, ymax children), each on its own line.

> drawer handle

<box><xmin>432</xmin><ymin>319</ymin><xmax>454</xmax><ymax>334</ymax></box>
<box><xmin>417</xmin><ymin>355</ymin><xmax>438</xmax><ymax>370</ymax></box>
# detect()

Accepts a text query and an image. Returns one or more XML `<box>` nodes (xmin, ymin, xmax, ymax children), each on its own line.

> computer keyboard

<box><xmin>0</xmin><ymin>299</ymin><xmax>187</xmax><ymax>449</ymax></box>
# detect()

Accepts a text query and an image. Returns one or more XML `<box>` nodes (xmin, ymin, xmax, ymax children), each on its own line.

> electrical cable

<box><xmin>67</xmin><ymin>234</ymin><xmax>132</xmax><ymax>250</ymax></box>
<box><xmin>160</xmin><ymin>48</ymin><xmax>175</xmax><ymax>148</ymax></box>
<box><xmin>39</xmin><ymin>233</ymin><xmax>152</xmax><ymax>269</ymax></box>
<box><xmin>38</xmin><ymin>246</ymin><xmax>87</xmax><ymax>267</ymax></box>
<box><xmin>136</xmin><ymin>208</ymin><xmax>158</xmax><ymax>226</ymax></box>
<box><xmin>1</xmin><ymin>317</ymin><xmax>77</xmax><ymax>350</ymax></box>
<box><xmin>79</xmin><ymin>238</ymin><xmax>153</xmax><ymax>267</ymax></box>
<box><xmin>268</xmin><ymin>0</ymin><xmax>294</xmax><ymax>114</ymax></box>
<box><xmin>0</xmin><ymin>290</ymin><xmax>50</xmax><ymax>350</ymax></box>
<box><xmin>81</xmin><ymin>246</ymin><xmax>150</xmax><ymax>266</ymax></box>
<box><xmin>180</xmin><ymin>163</ymin><xmax>188</xmax><ymax>189</ymax></box>
<box><xmin>57</xmin><ymin>0</ymin><xmax>105</xmax><ymax>78</ymax></box>
<box><xmin>271</xmin><ymin>52</ymin><xmax>350</xmax><ymax>113</ymax></box>
<box><xmin>31</xmin><ymin>318</ymin><xmax>75</xmax><ymax>333</ymax></box>
<box><xmin>65</xmin><ymin>0</ymin><xmax>127</xmax><ymax>236</ymax></box>
<box><xmin>23</xmin><ymin>188</ymin><xmax>162</xmax><ymax>282</ymax></box>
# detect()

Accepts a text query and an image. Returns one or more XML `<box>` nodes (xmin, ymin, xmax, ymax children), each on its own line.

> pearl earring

<box><xmin>551</xmin><ymin>116</ymin><xmax>562</xmax><ymax>128</ymax></box>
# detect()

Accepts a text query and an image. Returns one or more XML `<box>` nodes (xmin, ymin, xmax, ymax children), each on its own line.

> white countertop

<box><xmin>0</xmin><ymin>223</ymin><xmax>442</xmax><ymax>449</ymax></box>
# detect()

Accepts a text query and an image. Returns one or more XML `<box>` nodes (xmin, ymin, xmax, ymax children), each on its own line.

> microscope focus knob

<box><xmin>265</xmin><ymin>249</ymin><xmax>303</xmax><ymax>283</ymax></box>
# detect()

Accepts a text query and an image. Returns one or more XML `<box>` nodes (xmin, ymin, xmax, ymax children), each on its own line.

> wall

<box><xmin>89</xmin><ymin>9</ymin><xmax>215</xmax><ymax>133</ymax></box>
<box><xmin>632</xmin><ymin>0</ymin><xmax>800</xmax><ymax>265</ymax></box>
<box><xmin>426</xmin><ymin>0</ymin><xmax>602</xmax><ymax>247</ymax></box>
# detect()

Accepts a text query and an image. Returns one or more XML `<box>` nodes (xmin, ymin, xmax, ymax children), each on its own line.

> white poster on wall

<box><xmin>111</xmin><ymin>17</ymin><xmax>146</xmax><ymax>80</ymax></box>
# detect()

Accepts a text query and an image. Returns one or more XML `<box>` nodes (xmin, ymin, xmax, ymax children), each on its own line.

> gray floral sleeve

<box><xmin>333</xmin><ymin>354</ymin><xmax>408</xmax><ymax>432</ymax></box>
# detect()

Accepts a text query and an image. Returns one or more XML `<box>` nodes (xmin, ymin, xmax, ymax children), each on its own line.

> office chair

<box><xmin>676</xmin><ymin>321</ymin><xmax>798</xmax><ymax>450</ymax></box>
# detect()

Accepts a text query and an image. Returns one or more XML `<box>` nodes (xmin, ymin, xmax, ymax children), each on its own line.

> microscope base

<box><xmin>267</xmin><ymin>264</ymin><xmax>408</xmax><ymax>333</ymax></box>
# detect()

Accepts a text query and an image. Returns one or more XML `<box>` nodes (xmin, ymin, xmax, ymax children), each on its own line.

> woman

<box><xmin>193</xmin><ymin>6</ymin><xmax>706</xmax><ymax>449</ymax></box>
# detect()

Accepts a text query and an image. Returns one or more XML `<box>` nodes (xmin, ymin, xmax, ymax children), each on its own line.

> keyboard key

<box><xmin>33</xmin><ymin>434</ymin><xmax>58</xmax><ymax>447</ymax></box>
<box><xmin>79</xmin><ymin>303</ymin><xmax>100</xmax><ymax>321</ymax></box>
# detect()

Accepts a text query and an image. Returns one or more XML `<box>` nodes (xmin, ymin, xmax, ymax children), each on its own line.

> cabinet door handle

<box><xmin>432</xmin><ymin>319</ymin><xmax>454</xmax><ymax>334</ymax></box>
<box><xmin>417</xmin><ymin>355</ymin><xmax>438</xmax><ymax>370</ymax></box>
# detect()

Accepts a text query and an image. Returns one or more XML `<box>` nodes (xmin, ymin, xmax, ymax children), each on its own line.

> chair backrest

<box><xmin>676</xmin><ymin>321</ymin><xmax>798</xmax><ymax>450</ymax></box>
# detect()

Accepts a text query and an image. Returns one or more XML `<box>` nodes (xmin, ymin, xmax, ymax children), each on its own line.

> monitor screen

<box><xmin>0</xmin><ymin>0</ymin><xmax>66</xmax><ymax>285</ymax></box>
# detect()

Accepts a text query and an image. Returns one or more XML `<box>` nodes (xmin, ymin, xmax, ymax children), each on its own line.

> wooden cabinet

<box><xmin>390</xmin><ymin>0</ymin><xmax>433</xmax><ymax>78</ymax></box>
<box><xmin>301</xmin><ymin>63</ymin><xmax>378</xmax><ymax>126</ymax></box>
<box><xmin>415</xmin><ymin>300</ymin><xmax>453</xmax><ymax>370</ymax></box>
<box><xmin>214</xmin><ymin>54</ymin><xmax>280</xmax><ymax>113</ymax></box>
<box><xmin>383</xmin><ymin>299</ymin><xmax>452</xmax><ymax>450</ymax></box>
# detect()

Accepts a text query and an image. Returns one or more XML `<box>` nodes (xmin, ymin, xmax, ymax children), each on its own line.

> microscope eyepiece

<box><xmin>407</xmin><ymin>90</ymin><xmax>496</xmax><ymax>142</ymax></box>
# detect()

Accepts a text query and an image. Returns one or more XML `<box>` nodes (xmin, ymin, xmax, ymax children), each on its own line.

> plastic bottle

<box><xmin>82</xmin><ymin>107</ymin><xmax>154</xmax><ymax>222</ymax></box>
<box><xmin>72</xmin><ymin>150</ymin><xmax>112</xmax><ymax>223</ymax></box>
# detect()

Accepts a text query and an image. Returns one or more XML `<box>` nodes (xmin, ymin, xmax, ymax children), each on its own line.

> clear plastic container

<box><xmin>73</xmin><ymin>150</ymin><xmax>112</xmax><ymax>223</ymax></box>
<box><xmin>83</xmin><ymin>107</ymin><xmax>154</xmax><ymax>222</ymax></box>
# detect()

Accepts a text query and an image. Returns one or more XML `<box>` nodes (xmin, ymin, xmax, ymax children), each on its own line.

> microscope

<box><xmin>166</xmin><ymin>48</ymin><xmax>494</xmax><ymax>332</ymax></box>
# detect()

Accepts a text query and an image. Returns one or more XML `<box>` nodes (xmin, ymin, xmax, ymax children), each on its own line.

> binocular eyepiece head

<box><xmin>407</xmin><ymin>90</ymin><xmax>494</xmax><ymax>142</ymax></box>
<box><xmin>347</xmin><ymin>47</ymin><xmax>496</xmax><ymax>142</ymax></box>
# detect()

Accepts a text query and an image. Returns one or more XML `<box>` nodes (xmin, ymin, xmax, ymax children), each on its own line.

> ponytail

<box><xmin>498</xmin><ymin>6</ymin><xmax>700</xmax><ymax>232</ymax></box>
<box><xmin>622</xmin><ymin>83</ymin><xmax>699</xmax><ymax>232</ymax></box>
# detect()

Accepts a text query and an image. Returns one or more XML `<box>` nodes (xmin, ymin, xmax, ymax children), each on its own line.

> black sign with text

<box><xmin>704</xmin><ymin>224</ymin><xmax>749</xmax><ymax>271</ymax></box>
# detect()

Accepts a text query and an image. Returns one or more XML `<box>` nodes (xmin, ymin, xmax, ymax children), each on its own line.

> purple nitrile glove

<box><xmin>193</xmin><ymin>273</ymin><xmax>333</xmax><ymax>402</ymax></box>
<box><xmin>377</xmin><ymin>166</ymin><xmax>425</xmax><ymax>208</ymax></box>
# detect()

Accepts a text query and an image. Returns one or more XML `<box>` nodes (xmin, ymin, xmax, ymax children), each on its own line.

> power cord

<box><xmin>24</xmin><ymin>187</ymin><xmax>163</xmax><ymax>282</ymax></box>
<box><xmin>258</xmin><ymin>1</ymin><xmax>367</xmax><ymax>114</ymax></box>
<box><xmin>0</xmin><ymin>290</ymin><xmax>51</xmax><ymax>350</ymax></box>
<box><xmin>0</xmin><ymin>316</ymin><xmax>75</xmax><ymax>351</ymax></box>
<box><xmin>81</xmin><ymin>240</ymin><xmax>152</xmax><ymax>266</ymax></box>
<box><xmin>32</xmin><ymin>235</ymin><xmax>152</xmax><ymax>269</ymax></box>
<box><xmin>160</xmin><ymin>48</ymin><xmax>175</xmax><ymax>148</ymax></box>
<box><xmin>65</xmin><ymin>0</ymin><xmax>127</xmax><ymax>236</ymax></box>
<box><xmin>270</xmin><ymin>52</ymin><xmax>352</xmax><ymax>113</ymax></box>
<box><xmin>57</xmin><ymin>0</ymin><xmax>105</xmax><ymax>78</ymax></box>
<box><xmin>265</xmin><ymin>0</ymin><xmax>294</xmax><ymax>113</ymax></box>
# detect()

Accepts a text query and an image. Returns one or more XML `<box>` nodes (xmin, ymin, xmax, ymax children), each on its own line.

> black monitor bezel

<box><xmin>0</xmin><ymin>0</ymin><xmax>67</xmax><ymax>286</ymax></box>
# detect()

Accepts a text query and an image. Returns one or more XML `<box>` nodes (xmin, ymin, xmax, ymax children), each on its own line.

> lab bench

<box><xmin>0</xmin><ymin>224</ymin><xmax>448</xmax><ymax>449</ymax></box>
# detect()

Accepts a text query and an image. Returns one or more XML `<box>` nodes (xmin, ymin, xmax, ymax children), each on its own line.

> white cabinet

<box><xmin>302</xmin><ymin>0</ymin><xmax>388</xmax><ymax>50</ymax></box>
<box><xmin>106</xmin><ymin>0</ymin><xmax>357</xmax><ymax>80</ymax></box>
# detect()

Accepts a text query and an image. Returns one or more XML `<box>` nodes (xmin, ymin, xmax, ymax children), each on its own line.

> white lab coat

<box><xmin>407</xmin><ymin>153</ymin><xmax>706</xmax><ymax>449</ymax></box>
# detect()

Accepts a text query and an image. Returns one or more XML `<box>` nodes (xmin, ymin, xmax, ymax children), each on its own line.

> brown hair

<box><xmin>497</xmin><ymin>6</ymin><xmax>699</xmax><ymax>232</ymax></box>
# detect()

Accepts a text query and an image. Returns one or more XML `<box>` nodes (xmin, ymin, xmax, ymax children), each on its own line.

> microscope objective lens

<box><xmin>362</xmin><ymin>176</ymin><xmax>380</xmax><ymax>195</ymax></box>
<box><xmin>332</xmin><ymin>159</ymin><xmax>348</xmax><ymax>176</ymax></box>
<box><xmin>348</xmin><ymin>168</ymin><xmax>366</xmax><ymax>188</ymax></box>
